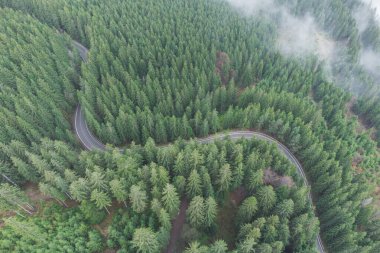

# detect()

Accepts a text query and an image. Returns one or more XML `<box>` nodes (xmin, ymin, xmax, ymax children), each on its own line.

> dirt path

<box><xmin>166</xmin><ymin>199</ymin><xmax>189</xmax><ymax>253</ymax></box>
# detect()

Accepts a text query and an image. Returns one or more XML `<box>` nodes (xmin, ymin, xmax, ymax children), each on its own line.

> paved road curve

<box><xmin>72</xmin><ymin>41</ymin><xmax>326</xmax><ymax>253</ymax></box>
<box><xmin>74</xmin><ymin>105</ymin><xmax>105</xmax><ymax>151</ymax></box>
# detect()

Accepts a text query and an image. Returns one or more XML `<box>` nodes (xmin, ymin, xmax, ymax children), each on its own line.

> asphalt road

<box><xmin>72</xmin><ymin>40</ymin><xmax>88</xmax><ymax>62</ymax></box>
<box><xmin>74</xmin><ymin>105</ymin><xmax>105</xmax><ymax>151</ymax></box>
<box><xmin>72</xmin><ymin>41</ymin><xmax>326</xmax><ymax>253</ymax></box>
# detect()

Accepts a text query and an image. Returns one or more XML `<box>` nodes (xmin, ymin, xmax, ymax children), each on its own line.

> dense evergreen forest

<box><xmin>0</xmin><ymin>0</ymin><xmax>380</xmax><ymax>252</ymax></box>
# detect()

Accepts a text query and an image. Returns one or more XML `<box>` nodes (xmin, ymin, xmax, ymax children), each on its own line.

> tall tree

<box><xmin>217</xmin><ymin>164</ymin><xmax>232</xmax><ymax>193</ymax></box>
<box><xmin>109</xmin><ymin>179</ymin><xmax>127</xmax><ymax>207</ymax></box>
<box><xmin>209</xmin><ymin>240</ymin><xmax>228</xmax><ymax>253</ymax></box>
<box><xmin>129</xmin><ymin>185</ymin><xmax>147</xmax><ymax>213</ymax></box>
<box><xmin>161</xmin><ymin>183</ymin><xmax>180</xmax><ymax>218</ymax></box>
<box><xmin>132</xmin><ymin>227</ymin><xmax>160</xmax><ymax>253</ymax></box>
<box><xmin>187</xmin><ymin>196</ymin><xmax>205</xmax><ymax>228</ymax></box>
<box><xmin>204</xmin><ymin>197</ymin><xmax>217</xmax><ymax>228</ymax></box>
<box><xmin>238</xmin><ymin>196</ymin><xmax>258</xmax><ymax>224</ymax></box>
<box><xmin>90</xmin><ymin>189</ymin><xmax>111</xmax><ymax>214</ymax></box>
<box><xmin>186</xmin><ymin>170</ymin><xmax>202</xmax><ymax>198</ymax></box>
<box><xmin>257</xmin><ymin>186</ymin><xmax>276</xmax><ymax>213</ymax></box>
<box><xmin>70</xmin><ymin>178</ymin><xmax>89</xmax><ymax>201</ymax></box>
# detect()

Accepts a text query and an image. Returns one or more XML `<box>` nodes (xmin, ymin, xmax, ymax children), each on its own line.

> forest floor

<box><xmin>345</xmin><ymin>97</ymin><xmax>375</xmax><ymax>136</ymax></box>
<box><xmin>214</xmin><ymin>187</ymin><xmax>247</xmax><ymax>250</ymax></box>
<box><xmin>93</xmin><ymin>201</ymin><xmax>122</xmax><ymax>237</ymax></box>
<box><xmin>23</xmin><ymin>182</ymin><xmax>78</xmax><ymax>211</ymax></box>
<box><xmin>23</xmin><ymin>182</ymin><xmax>52</xmax><ymax>202</ymax></box>
<box><xmin>166</xmin><ymin>198</ymin><xmax>189</xmax><ymax>253</ymax></box>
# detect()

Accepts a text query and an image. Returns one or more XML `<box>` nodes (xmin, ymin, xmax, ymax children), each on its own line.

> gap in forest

<box><xmin>213</xmin><ymin>187</ymin><xmax>247</xmax><ymax>250</ymax></box>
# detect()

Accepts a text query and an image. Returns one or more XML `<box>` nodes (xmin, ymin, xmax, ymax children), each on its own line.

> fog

<box><xmin>226</xmin><ymin>0</ymin><xmax>336</xmax><ymax>61</ymax></box>
<box><xmin>227</xmin><ymin>0</ymin><xmax>380</xmax><ymax>96</ymax></box>
<box><xmin>225</xmin><ymin>0</ymin><xmax>276</xmax><ymax>15</ymax></box>
<box><xmin>361</xmin><ymin>49</ymin><xmax>380</xmax><ymax>79</ymax></box>
<box><xmin>356</xmin><ymin>1</ymin><xmax>380</xmax><ymax>84</ymax></box>
<box><xmin>362</xmin><ymin>0</ymin><xmax>380</xmax><ymax>22</ymax></box>
<box><xmin>277</xmin><ymin>13</ymin><xmax>319</xmax><ymax>56</ymax></box>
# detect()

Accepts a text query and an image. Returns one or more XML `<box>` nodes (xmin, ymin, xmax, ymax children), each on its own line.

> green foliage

<box><xmin>132</xmin><ymin>227</ymin><xmax>160</xmax><ymax>253</ymax></box>
<box><xmin>209</xmin><ymin>240</ymin><xmax>228</xmax><ymax>253</ymax></box>
<box><xmin>162</xmin><ymin>183</ymin><xmax>180</xmax><ymax>218</ymax></box>
<box><xmin>187</xmin><ymin>196</ymin><xmax>205</xmax><ymax>229</ymax></box>
<box><xmin>0</xmin><ymin>0</ymin><xmax>379</xmax><ymax>252</ymax></box>
<box><xmin>237</xmin><ymin>196</ymin><xmax>258</xmax><ymax>224</ymax></box>
<box><xmin>186</xmin><ymin>170</ymin><xmax>202</xmax><ymax>199</ymax></box>
<box><xmin>129</xmin><ymin>185</ymin><xmax>148</xmax><ymax>213</ymax></box>
<box><xmin>0</xmin><ymin>8</ymin><xmax>78</xmax><ymax>185</ymax></box>
<box><xmin>90</xmin><ymin>189</ymin><xmax>111</xmax><ymax>213</ymax></box>
<box><xmin>0</xmin><ymin>205</ymin><xmax>104</xmax><ymax>252</ymax></box>
<box><xmin>257</xmin><ymin>186</ymin><xmax>277</xmax><ymax>214</ymax></box>
<box><xmin>107</xmin><ymin>209</ymin><xmax>158</xmax><ymax>251</ymax></box>
<box><xmin>79</xmin><ymin>200</ymin><xmax>106</xmax><ymax>225</ymax></box>
<box><xmin>0</xmin><ymin>183</ymin><xmax>31</xmax><ymax>214</ymax></box>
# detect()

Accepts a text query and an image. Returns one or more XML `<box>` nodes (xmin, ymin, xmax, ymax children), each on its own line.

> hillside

<box><xmin>0</xmin><ymin>1</ymin><xmax>380</xmax><ymax>252</ymax></box>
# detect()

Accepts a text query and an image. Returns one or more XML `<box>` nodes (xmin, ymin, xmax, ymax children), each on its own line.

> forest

<box><xmin>0</xmin><ymin>0</ymin><xmax>380</xmax><ymax>252</ymax></box>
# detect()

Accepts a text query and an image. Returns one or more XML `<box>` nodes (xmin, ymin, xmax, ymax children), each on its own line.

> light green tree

<box><xmin>70</xmin><ymin>178</ymin><xmax>89</xmax><ymax>201</ymax></box>
<box><xmin>275</xmin><ymin>199</ymin><xmax>294</xmax><ymax>218</ymax></box>
<box><xmin>187</xmin><ymin>196</ymin><xmax>205</xmax><ymax>228</ymax></box>
<box><xmin>204</xmin><ymin>197</ymin><xmax>217</xmax><ymax>228</ymax></box>
<box><xmin>162</xmin><ymin>183</ymin><xmax>180</xmax><ymax>218</ymax></box>
<box><xmin>132</xmin><ymin>227</ymin><xmax>160</xmax><ymax>253</ymax></box>
<box><xmin>218</xmin><ymin>164</ymin><xmax>232</xmax><ymax>193</ymax></box>
<box><xmin>257</xmin><ymin>186</ymin><xmax>276</xmax><ymax>213</ymax></box>
<box><xmin>90</xmin><ymin>189</ymin><xmax>111</xmax><ymax>214</ymax></box>
<box><xmin>129</xmin><ymin>185</ymin><xmax>147</xmax><ymax>213</ymax></box>
<box><xmin>184</xmin><ymin>241</ymin><xmax>209</xmax><ymax>253</ymax></box>
<box><xmin>159</xmin><ymin>208</ymin><xmax>171</xmax><ymax>230</ymax></box>
<box><xmin>210</xmin><ymin>240</ymin><xmax>228</xmax><ymax>253</ymax></box>
<box><xmin>109</xmin><ymin>179</ymin><xmax>127</xmax><ymax>207</ymax></box>
<box><xmin>186</xmin><ymin>170</ymin><xmax>202</xmax><ymax>198</ymax></box>
<box><xmin>238</xmin><ymin>196</ymin><xmax>258</xmax><ymax>224</ymax></box>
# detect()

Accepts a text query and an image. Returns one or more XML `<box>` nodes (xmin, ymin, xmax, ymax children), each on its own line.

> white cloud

<box><xmin>360</xmin><ymin>49</ymin><xmax>380</xmax><ymax>76</ymax></box>
<box><xmin>362</xmin><ymin>0</ymin><xmax>380</xmax><ymax>22</ymax></box>
<box><xmin>226</xmin><ymin>0</ymin><xmax>276</xmax><ymax>15</ymax></box>
<box><xmin>227</xmin><ymin>0</ymin><xmax>336</xmax><ymax>61</ymax></box>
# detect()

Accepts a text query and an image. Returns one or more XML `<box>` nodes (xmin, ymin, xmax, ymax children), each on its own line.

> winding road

<box><xmin>72</xmin><ymin>41</ymin><xmax>326</xmax><ymax>253</ymax></box>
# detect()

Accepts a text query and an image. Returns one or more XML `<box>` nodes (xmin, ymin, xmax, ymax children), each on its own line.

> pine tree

<box><xmin>238</xmin><ymin>196</ymin><xmax>258</xmax><ymax>224</ymax></box>
<box><xmin>184</xmin><ymin>241</ymin><xmax>209</xmax><ymax>253</ymax></box>
<box><xmin>132</xmin><ymin>227</ymin><xmax>160</xmax><ymax>253</ymax></box>
<box><xmin>129</xmin><ymin>185</ymin><xmax>147</xmax><ymax>213</ymax></box>
<box><xmin>275</xmin><ymin>199</ymin><xmax>294</xmax><ymax>218</ymax></box>
<box><xmin>217</xmin><ymin>164</ymin><xmax>232</xmax><ymax>193</ymax></box>
<box><xmin>204</xmin><ymin>197</ymin><xmax>217</xmax><ymax>228</ymax></box>
<box><xmin>186</xmin><ymin>170</ymin><xmax>202</xmax><ymax>198</ymax></box>
<box><xmin>238</xmin><ymin>234</ymin><xmax>257</xmax><ymax>253</ymax></box>
<box><xmin>4</xmin><ymin>217</ymin><xmax>47</xmax><ymax>244</ymax></box>
<box><xmin>90</xmin><ymin>189</ymin><xmax>111</xmax><ymax>214</ymax></box>
<box><xmin>209</xmin><ymin>240</ymin><xmax>228</xmax><ymax>253</ymax></box>
<box><xmin>162</xmin><ymin>183</ymin><xmax>180</xmax><ymax>218</ymax></box>
<box><xmin>87</xmin><ymin>169</ymin><xmax>107</xmax><ymax>191</ymax></box>
<box><xmin>174</xmin><ymin>176</ymin><xmax>186</xmax><ymax>196</ymax></box>
<box><xmin>257</xmin><ymin>186</ymin><xmax>276</xmax><ymax>213</ymax></box>
<box><xmin>70</xmin><ymin>178</ymin><xmax>89</xmax><ymax>201</ymax></box>
<box><xmin>187</xmin><ymin>196</ymin><xmax>205</xmax><ymax>228</ymax></box>
<box><xmin>0</xmin><ymin>183</ymin><xmax>32</xmax><ymax>215</ymax></box>
<box><xmin>159</xmin><ymin>208</ymin><xmax>171</xmax><ymax>230</ymax></box>
<box><xmin>247</xmin><ymin>169</ymin><xmax>264</xmax><ymax>191</ymax></box>
<box><xmin>109</xmin><ymin>179</ymin><xmax>127</xmax><ymax>207</ymax></box>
